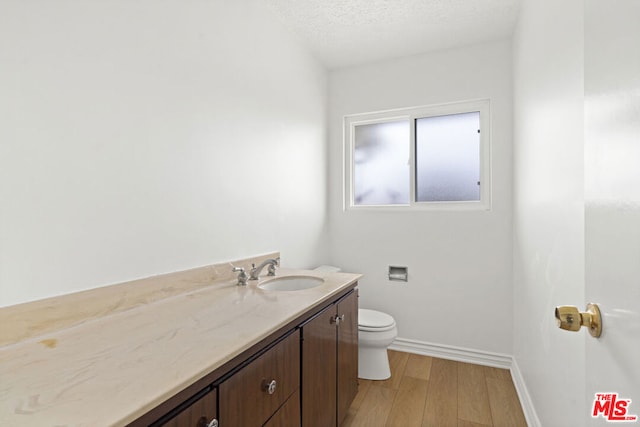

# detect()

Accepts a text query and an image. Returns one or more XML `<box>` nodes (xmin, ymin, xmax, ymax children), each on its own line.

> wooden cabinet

<box><xmin>218</xmin><ymin>330</ymin><xmax>300</xmax><ymax>427</ymax></box>
<box><xmin>134</xmin><ymin>284</ymin><xmax>357</xmax><ymax>427</ymax></box>
<box><xmin>301</xmin><ymin>290</ymin><xmax>358</xmax><ymax>427</ymax></box>
<box><xmin>151</xmin><ymin>386</ymin><xmax>217</xmax><ymax>427</ymax></box>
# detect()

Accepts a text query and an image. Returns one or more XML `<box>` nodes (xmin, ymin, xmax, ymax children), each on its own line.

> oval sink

<box><xmin>259</xmin><ymin>276</ymin><xmax>324</xmax><ymax>291</ymax></box>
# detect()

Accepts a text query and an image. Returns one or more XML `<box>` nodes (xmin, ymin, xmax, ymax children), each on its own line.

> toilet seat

<box><xmin>359</xmin><ymin>309</ymin><xmax>396</xmax><ymax>332</ymax></box>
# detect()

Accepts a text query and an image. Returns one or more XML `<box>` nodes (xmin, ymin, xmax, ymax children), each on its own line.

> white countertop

<box><xmin>0</xmin><ymin>267</ymin><xmax>360</xmax><ymax>427</ymax></box>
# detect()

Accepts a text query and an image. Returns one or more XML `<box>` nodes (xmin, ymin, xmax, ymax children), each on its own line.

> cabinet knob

<box><xmin>197</xmin><ymin>418</ymin><xmax>218</xmax><ymax>427</ymax></box>
<box><xmin>263</xmin><ymin>379</ymin><xmax>277</xmax><ymax>395</ymax></box>
<box><xmin>330</xmin><ymin>314</ymin><xmax>345</xmax><ymax>325</ymax></box>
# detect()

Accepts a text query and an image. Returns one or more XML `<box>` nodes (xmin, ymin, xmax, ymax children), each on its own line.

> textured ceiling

<box><xmin>263</xmin><ymin>0</ymin><xmax>522</xmax><ymax>69</ymax></box>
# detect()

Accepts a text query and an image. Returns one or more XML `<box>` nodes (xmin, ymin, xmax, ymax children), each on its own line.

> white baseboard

<box><xmin>388</xmin><ymin>337</ymin><xmax>541</xmax><ymax>427</ymax></box>
<box><xmin>388</xmin><ymin>337</ymin><xmax>512</xmax><ymax>369</ymax></box>
<box><xmin>510</xmin><ymin>358</ymin><xmax>542</xmax><ymax>427</ymax></box>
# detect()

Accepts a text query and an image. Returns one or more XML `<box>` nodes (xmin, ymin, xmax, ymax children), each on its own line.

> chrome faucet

<box><xmin>249</xmin><ymin>258</ymin><xmax>280</xmax><ymax>280</ymax></box>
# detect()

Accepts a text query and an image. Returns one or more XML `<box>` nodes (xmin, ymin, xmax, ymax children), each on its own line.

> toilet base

<box><xmin>358</xmin><ymin>326</ymin><xmax>398</xmax><ymax>380</ymax></box>
<box><xmin>358</xmin><ymin>346</ymin><xmax>391</xmax><ymax>380</ymax></box>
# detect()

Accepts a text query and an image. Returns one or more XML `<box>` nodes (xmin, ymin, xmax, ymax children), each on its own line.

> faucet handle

<box><xmin>232</xmin><ymin>267</ymin><xmax>248</xmax><ymax>286</ymax></box>
<box><xmin>267</xmin><ymin>258</ymin><xmax>279</xmax><ymax>276</ymax></box>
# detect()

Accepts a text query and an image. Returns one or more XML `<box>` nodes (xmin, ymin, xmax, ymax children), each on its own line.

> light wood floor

<box><xmin>343</xmin><ymin>350</ymin><xmax>527</xmax><ymax>427</ymax></box>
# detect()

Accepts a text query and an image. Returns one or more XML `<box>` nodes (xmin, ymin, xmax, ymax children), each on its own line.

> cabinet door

<box><xmin>336</xmin><ymin>290</ymin><xmax>358</xmax><ymax>425</ymax></box>
<box><xmin>155</xmin><ymin>387</ymin><xmax>217</xmax><ymax>427</ymax></box>
<box><xmin>301</xmin><ymin>304</ymin><xmax>337</xmax><ymax>427</ymax></box>
<box><xmin>219</xmin><ymin>330</ymin><xmax>300</xmax><ymax>427</ymax></box>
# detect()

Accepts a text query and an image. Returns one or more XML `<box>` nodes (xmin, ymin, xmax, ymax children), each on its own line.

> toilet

<box><xmin>358</xmin><ymin>308</ymin><xmax>398</xmax><ymax>380</ymax></box>
<box><xmin>313</xmin><ymin>265</ymin><xmax>398</xmax><ymax>381</ymax></box>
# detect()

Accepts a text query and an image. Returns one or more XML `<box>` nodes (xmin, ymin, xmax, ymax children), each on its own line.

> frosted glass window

<box><xmin>415</xmin><ymin>112</ymin><xmax>481</xmax><ymax>202</ymax></box>
<box><xmin>344</xmin><ymin>99</ymin><xmax>490</xmax><ymax>211</ymax></box>
<box><xmin>353</xmin><ymin>120</ymin><xmax>410</xmax><ymax>205</ymax></box>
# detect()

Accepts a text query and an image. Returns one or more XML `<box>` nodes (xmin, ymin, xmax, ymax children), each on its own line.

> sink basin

<box><xmin>259</xmin><ymin>276</ymin><xmax>324</xmax><ymax>291</ymax></box>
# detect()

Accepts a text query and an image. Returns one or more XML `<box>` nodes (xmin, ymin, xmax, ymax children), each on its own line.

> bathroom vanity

<box><xmin>133</xmin><ymin>288</ymin><xmax>358</xmax><ymax>427</ymax></box>
<box><xmin>0</xmin><ymin>254</ymin><xmax>361</xmax><ymax>427</ymax></box>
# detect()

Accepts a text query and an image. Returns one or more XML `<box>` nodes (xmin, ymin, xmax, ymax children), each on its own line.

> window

<box><xmin>344</xmin><ymin>99</ymin><xmax>490</xmax><ymax>210</ymax></box>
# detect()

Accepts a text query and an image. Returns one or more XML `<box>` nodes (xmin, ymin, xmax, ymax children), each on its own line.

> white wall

<box><xmin>512</xmin><ymin>0</ymin><xmax>585</xmax><ymax>425</ymax></box>
<box><xmin>0</xmin><ymin>0</ymin><xmax>328</xmax><ymax>307</ymax></box>
<box><xmin>328</xmin><ymin>41</ymin><xmax>514</xmax><ymax>355</ymax></box>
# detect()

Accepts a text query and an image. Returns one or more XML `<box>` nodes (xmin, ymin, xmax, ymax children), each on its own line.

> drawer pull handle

<box><xmin>263</xmin><ymin>379</ymin><xmax>277</xmax><ymax>395</ymax></box>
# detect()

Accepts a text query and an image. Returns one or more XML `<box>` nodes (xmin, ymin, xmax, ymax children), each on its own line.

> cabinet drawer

<box><xmin>218</xmin><ymin>330</ymin><xmax>300</xmax><ymax>426</ymax></box>
<box><xmin>151</xmin><ymin>386</ymin><xmax>217</xmax><ymax>427</ymax></box>
<box><xmin>263</xmin><ymin>389</ymin><xmax>301</xmax><ymax>427</ymax></box>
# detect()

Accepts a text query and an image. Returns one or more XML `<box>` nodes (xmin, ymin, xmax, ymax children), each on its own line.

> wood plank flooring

<box><xmin>343</xmin><ymin>350</ymin><xmax>527</xmax><ymax>427</ymax></box>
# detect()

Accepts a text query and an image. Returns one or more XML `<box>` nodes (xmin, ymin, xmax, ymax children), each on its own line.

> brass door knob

<box><xmin>555</xmin><ymin>303</ymin><xmax>602</xmax><ymax>338</ymax></box>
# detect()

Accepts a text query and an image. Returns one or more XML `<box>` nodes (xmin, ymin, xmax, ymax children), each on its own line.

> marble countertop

<box><xmin>0</xmin><ymin>265</ymin><xmax>361</xmax><ymax>427</ymax></box>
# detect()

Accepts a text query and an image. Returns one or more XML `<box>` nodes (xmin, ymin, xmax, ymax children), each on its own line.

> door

<box><xmin>584</xmin><ymin>1</ymin><xmax>640</xmax><ymax>424</ymax></box>
<box><xmin>336</xmin><ymin>290</ymin><xmax>358</xmax><ymax>425</ymax></box>
<box><xmin>301</xmin><ymin>304</ymin><xmax>337</xmax><ymax>427</ymax></box>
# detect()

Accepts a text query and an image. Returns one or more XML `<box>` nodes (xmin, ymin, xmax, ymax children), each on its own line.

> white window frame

<box><xmin>343</xmin><ymin>99</ymin><xmax>491</xmax><ymax>211</ymax></box>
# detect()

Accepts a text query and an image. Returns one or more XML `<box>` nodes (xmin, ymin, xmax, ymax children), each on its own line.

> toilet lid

<box><xmin>359</xmin><ymin>309</ymin><xmax>395</xmax><ymax>329</ymax></box>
